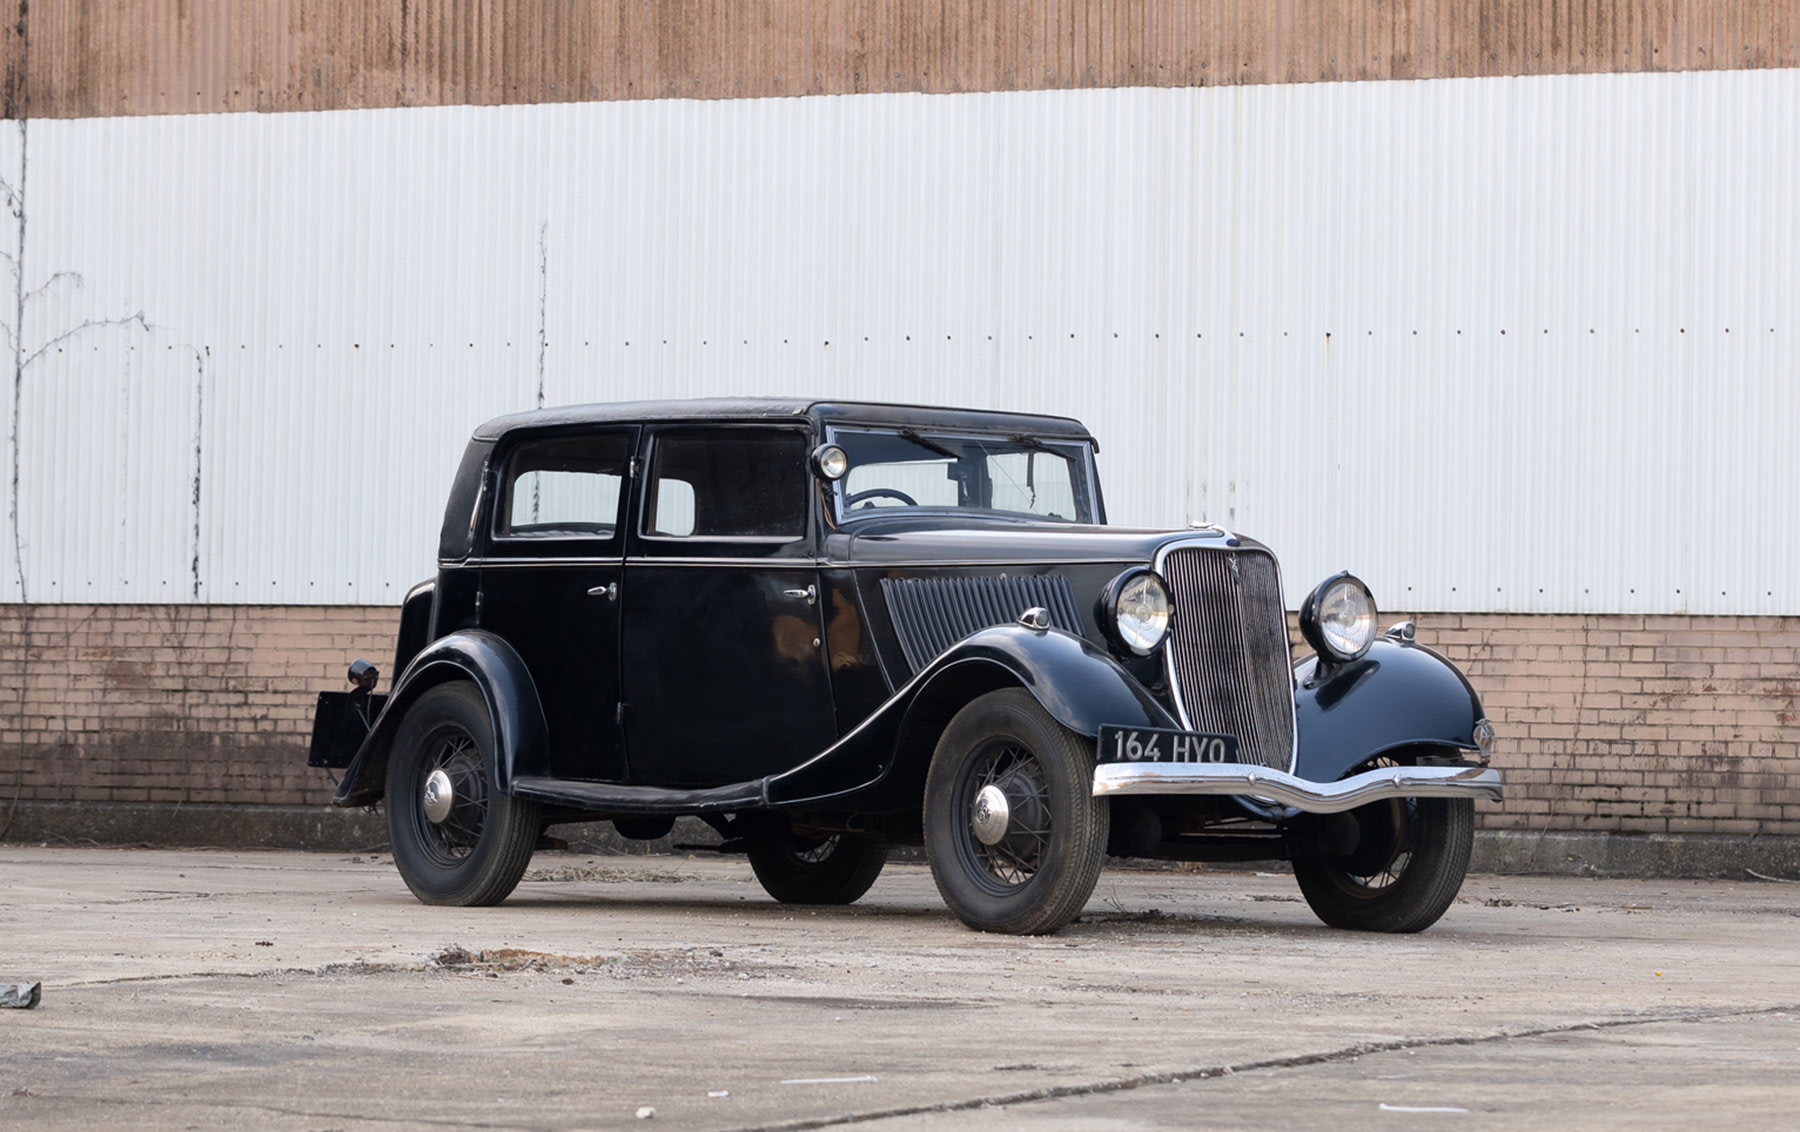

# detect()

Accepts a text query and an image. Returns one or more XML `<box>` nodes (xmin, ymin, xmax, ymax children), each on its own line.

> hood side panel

<box><xmin>880</xmin><ymin>574</ymin><xmax>1084</xmax><ymax>674</ymax></box>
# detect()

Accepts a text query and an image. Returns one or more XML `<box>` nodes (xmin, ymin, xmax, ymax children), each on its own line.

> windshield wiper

<box><xmin>898</xmin><ymin>428</ymin><xmax>961</xmax><ymax>461</ymax></box>
<box><xmin>1007</xmin><ymin>433</ymin><xmax>1061</xmax><ymax>456</ymax></box>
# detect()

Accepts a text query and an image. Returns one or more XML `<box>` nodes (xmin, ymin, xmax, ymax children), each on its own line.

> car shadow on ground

<box><xmin>360</xmin><ymin>884</ymin><xmax>1397</xmax><ymax>941</ymax></box>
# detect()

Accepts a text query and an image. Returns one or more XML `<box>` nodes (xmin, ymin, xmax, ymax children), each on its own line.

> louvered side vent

<box><xmin>880</xmin><ymin>574</ymin><xmax>1083</xmax><ymax>675</ymax></box>
<box><xmin>1161</xmin><ymin>548</ymin><xmax>1296</xmax><ymax>771</ymax></box>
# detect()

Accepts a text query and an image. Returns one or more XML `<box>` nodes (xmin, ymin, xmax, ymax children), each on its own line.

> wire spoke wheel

<box><xmin>1327</xmin><ymin>758</ymin><xmax>1414</xmax><ymax>894</ymax></box>
<box><xmin>925</xmin><ymin>689</ymin><xmax>1108</xmax><ymax>935</ymax></box>
<box><xmin>385</xmin><ymin>683</ymin><xmax>540</xmax><ymax>908</ymax></box>
<box><xmin>1292</xmin><ymin>755</ymin><xmax>1474</xmax><ymax>933</ymax></box>
<box><xmin>791</xmin><ymin>835</ymin><xmax>840</xmax><ymax>866</ymax></box>
<box><xmin>416</xmin><ymin>731</ymin><xmax>489</xmax><ymax>866</ymax></box>
<box><xmin>962</xmin><ymin>741</ymin><xmax>1053</xmax><ymax>891</ymax></box>
<box><xmin>746</xmin><ymin>833</ymin><xmax>887</xmax><ymax>905</ymax></box>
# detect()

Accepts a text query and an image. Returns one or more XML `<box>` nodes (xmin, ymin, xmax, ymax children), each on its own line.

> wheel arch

<box><xmin>332</xmin><ymin>630</ymin><xmax>549</xmax><ymax>807</ymax></box>
<box><xmin>880</xmin><ymin>658</ymin><xmax>1024</xmax><ymax>807</ymax></box>
<box><xmin>765</xmin><ymin>625</ymin><xmax>1179</xmax><ymax>809</ymax></box>
<box><xmin>904</xmin><ymin>622</ymin><xmax>1178</xmax><ymax>745</ymax></box>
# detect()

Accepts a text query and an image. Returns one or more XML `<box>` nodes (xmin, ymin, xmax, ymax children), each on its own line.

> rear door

<box><xmin>620</xmin><ymin>425</ymin><xmax>836</xmax><ymax>787</ymax></box>
<box><xmin>479</xmin><ymin>427</ymin><xmax>637</xmax><ymax>781</ymax></box>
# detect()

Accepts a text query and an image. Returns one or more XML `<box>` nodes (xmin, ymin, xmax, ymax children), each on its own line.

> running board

<box><xmin>1091</xmin><ymin>762</ymin><xmax>1502</xmax><ymax>815</ymax></box>
<box><xmin>509</xmin><ymin>776</ymin><xmax>768</xmax><ymax>814</ymax></box>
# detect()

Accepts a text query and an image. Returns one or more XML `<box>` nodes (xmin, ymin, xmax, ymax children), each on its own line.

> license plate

<box><xmin>1097</xmin><ymin>725</ymin><xmax>1239</xmax><ymax>765</ymax></box>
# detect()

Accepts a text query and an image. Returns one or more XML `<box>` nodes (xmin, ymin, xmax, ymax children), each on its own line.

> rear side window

<box><xmin>438</xmin><ymin>439</ymin><xmax>495</xmax><ymax>560</ymax></box>
<box><xmin>644</xmin><ymin>429</ymin><xmax>808</xmax><ymax>540</ymax></box>
<box><xmin>495</xmin><ymin>433</ymin><xmax>629</xmax><ymax>539</ymax></box>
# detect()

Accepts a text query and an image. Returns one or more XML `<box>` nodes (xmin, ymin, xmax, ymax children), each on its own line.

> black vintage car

<box><xmin>310</xmin><ymin>398</ymin><xmax>1500</xmax><ymax>935</ymax></box>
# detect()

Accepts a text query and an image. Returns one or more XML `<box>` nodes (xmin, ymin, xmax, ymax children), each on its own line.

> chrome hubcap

<box><xmin>971</xmin><ymin>784</ymin><xmax>1011</xmax><ymax>845</ymax></box>
<box><xmin>422</xmin><ymin>769</ymin><xmax>455</xmax><ymax>825</ymax></box>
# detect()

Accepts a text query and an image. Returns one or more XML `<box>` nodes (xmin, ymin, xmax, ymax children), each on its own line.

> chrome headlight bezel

<box><xmin>1099</xmin><ymin>568</ymin><xmax>1172</xmax><ymax>656</ymax></box>
<box><xmin>1299</xmin><ymin>572</ymin><xmax>1378</xmax><ymax>663</ymax></box>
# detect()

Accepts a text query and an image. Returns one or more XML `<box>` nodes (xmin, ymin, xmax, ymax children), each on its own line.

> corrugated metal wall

<box><xmin>11</xmin><ymin>0</ymin><xmax>1799</xmax><ymax>117</ymax></box>
<box><xmin>3</xmin><ymin>67</ymin><xmax>1795</xmax><ymax>613</ymax></box>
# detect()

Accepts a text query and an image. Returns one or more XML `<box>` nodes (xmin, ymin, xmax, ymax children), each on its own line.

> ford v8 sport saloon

<box><xmin>308</xmin><ymin>398</ymin><xmax>1501</xmax><ymax>935</ymax></box>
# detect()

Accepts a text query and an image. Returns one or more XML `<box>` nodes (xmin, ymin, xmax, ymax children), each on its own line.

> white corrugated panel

<box><xmin>3</xmin><ymin>68</ymin><xmax>1795</xmax><ymax>612</ymax></box>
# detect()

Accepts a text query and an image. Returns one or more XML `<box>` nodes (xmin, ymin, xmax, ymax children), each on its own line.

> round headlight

<box><xmin>1105</xmin><ymin>570</ymin><xmax>1171</xmax><ymax>656</ymax></box>
<box><xmin>1300</xmin><ymin>572</ymin><xmax>1377</xmax><ymax>662</ymax></box>
<box><xmin>811</xmin><ymin>444</ymin><xmax>849</xmax><ymax>480</ymax></box>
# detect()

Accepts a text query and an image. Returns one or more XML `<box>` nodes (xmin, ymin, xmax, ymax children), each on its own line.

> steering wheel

<box><xmin>845</xmin><ymin>487</ymin><xmax>919</xmax><ymax>508</ymax></box>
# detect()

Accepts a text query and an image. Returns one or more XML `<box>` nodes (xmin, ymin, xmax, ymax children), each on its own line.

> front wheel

<box><xmin>746</xmin><ymin>835</ymin><xmax>888</xmax><ymax>905</ymax></box>
<box><xmin>386</xmin><ymin>683</ymin><xmax>541</xmax><ymax>907</ymax></box>
<box><xmin>1292</xmin><ymin>789</ymin><xmax>1474</xmax><ymax>933</ymax></box>
<box><xmin>924</xmin><ymin>689</ymin><xmax>1109</xmax><ymax>935</ymax></box>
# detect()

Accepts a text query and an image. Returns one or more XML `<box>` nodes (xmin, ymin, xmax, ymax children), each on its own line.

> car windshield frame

<box><xmin>824</xmin><ymin>425</ymin><xmax>1100</xmax><ymax>526</ymax></box>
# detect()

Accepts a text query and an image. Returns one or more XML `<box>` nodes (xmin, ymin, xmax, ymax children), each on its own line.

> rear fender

<box><xmin>765</xmin><ymin>623</ymin><xmax>1176</xmax><ymax>807</ymax></box>
<box><xmin>331</xmin><ymin>630</ymin><xmax>549</xmax><ymax>807</ymax></box>
<box><xmin>1292</xmin><ymin>638</ymin><xmax>1487</xmax><ymax>783</ymax></box>
<box><xmin>391</xmin><ymin>579</ymin><xmax>437</xmax><ymax>678</ymax></box>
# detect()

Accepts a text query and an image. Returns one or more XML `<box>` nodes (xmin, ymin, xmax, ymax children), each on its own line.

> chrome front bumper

<box><xmin>1091</xmin><ymin>761</ymin><xmax>1503</xmax><ymax>815</ymax></box>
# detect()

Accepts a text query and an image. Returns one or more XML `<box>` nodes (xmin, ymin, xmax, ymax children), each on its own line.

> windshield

<box><xmin>830</xmin><ymin>428</ymin><xmax>1096</xmax><ymax>524</ymax></box>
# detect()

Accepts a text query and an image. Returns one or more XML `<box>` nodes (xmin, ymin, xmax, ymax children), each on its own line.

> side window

<box><xmin>496</xmin><ymin>433</ymin><xmax>629</xmax><ymax>539</ymax></box>
<box><xmin>644</xmin><ymin>429</ymin><xmax>808</xmax><ymax>540</ymax></box>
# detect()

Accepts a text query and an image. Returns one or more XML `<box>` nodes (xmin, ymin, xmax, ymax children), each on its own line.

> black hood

<box><xmin>827</xmin><ymin>514</ymin><xmax>1271</xmax><ymax>567</ymax></box>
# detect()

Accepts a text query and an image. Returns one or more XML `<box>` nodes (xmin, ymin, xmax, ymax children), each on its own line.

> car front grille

<box><xmin>1159</xmin><ymin>546</ymin><xmax>1296</xmax><ymax>771</ymax></box>
<box><xmin>880</xmin><ymin>574</ymin><xmax>1083</xmax><ymax>676</ymax></box>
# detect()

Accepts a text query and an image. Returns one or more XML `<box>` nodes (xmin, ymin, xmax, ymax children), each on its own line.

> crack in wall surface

<box><xmin>535</xmin><ymin>219</ymin><xmax>547</xmax><ymax>409</ymax></box>
<box><xmin>0</xmin><ymin>101</ymin><xmax>169</xmax><ymax>607</ymax></box>
<box><xmin>2</xmin><ymin>108</ymin><xmax>149</xmax><ymax>605</ymax></box>
<box><xmin>3</xmin><ymin>111</ymin><xmax>27</xmax><ymax>844</ymax></box>
<box><xmin>6</xmin><ymin>115</ymin><xmax>27</xmax><ymax>602</ymax></box>
<box><xmin>188</xmin><ymin>344</ymin><xmax>206</xmax><ymax>599</ymax></box>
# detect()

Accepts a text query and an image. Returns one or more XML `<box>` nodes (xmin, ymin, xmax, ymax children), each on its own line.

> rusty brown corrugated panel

<box><xmin>1</xmin><ymin>2</ymin><xmax>23</xmax><ymax>119</ymax></box>
<box><xmin>7</xmin><ymin>0</ymin><xmax>1799</xmax><ymax>119</ymax></box>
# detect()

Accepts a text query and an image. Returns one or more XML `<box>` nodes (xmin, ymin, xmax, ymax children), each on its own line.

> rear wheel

<box><xmin>386</xmin><ymin>683</ymin><xmax>540</xmax><ymax>907</ymax></box>
<box><xmin>1292</xmin><ymin>762</ymin><xmax>1474</xmax><ymax>932</ymax></box>
<box><xmin>746</xmin><ymin>836</ymin><xmax>888</xmax><ymax>905</ymax></box>
<box><xmin>923</xmin><ymin>689</ymin><xmax>1108</xmax><ymax>935</ymax></box>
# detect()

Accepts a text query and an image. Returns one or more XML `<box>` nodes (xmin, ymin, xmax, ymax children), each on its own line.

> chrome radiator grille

<box><xmin>1160</xmin><ymin>547</ymin><xmax>1296</xmax><ymax>771</ymax></box>
<box><xmin>881</xmin><ymin>574</ymin><xmax>1082</xmax><ymax>675</ymax></box>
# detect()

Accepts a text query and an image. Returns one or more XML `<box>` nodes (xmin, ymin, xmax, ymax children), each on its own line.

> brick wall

<box><xmin>1421</xmin><ymin>613</ymin><xmax>1800</xmax><ymax>837</ymax></box>
<box><xmin>2</xmin><ymin>604</ymin><xmax>1797</xmax><ymax>834</ymax></box>
<box><xmin>0</xmin><ymin>605</ymin><xmax>399</xmax><ymax>809</ymax></box>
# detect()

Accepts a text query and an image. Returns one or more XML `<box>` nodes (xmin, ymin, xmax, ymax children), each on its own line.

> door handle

<box><xmin>587</xmin><ymin>582</ymin><xmax>618</xmax><ymax>601</ymax></box>
<box><xmin>782</xmin><ymin>585</ymin><xmax>817</xmax><ymax>606</ymax></box>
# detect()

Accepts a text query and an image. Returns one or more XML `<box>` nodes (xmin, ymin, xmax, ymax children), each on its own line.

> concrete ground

<box><xmin>2</xmin><ymin>847</ymin><xmax>1798</xmax><ymax>1131</ymax></box>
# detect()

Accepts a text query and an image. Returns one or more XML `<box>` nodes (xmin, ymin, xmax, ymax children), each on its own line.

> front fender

<box><xmin>765</xmin><ymin>623</ymin><xmax>1175</xmax><ymax>807</ymax></box>
<box><xmin>939</xmin><ymin>624</ymin><xmax>1177</xmax><ymax>738</ymax></box>
<box><xmin>1292</xmin><ymin>637</ymin><xmax>1487</xmax><ymax>784</ymax></box>
<box><xmin>331</xmin><ymin>630</ymin><xmax>550</xmax><ymax>807</ymax></box>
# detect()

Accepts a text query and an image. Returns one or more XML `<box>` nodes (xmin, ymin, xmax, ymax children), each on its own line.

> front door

<box><xmin>620</xmin><ymin>425</ymin><xmax>836</xmax><ymax>787</ymax></box>
<box><xmin>479</xmin><ymin>427</ymin><xmax>637</xmax><ymax>781</ymax></box>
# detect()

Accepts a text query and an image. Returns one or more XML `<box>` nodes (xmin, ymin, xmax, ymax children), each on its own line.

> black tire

<box><xmin>386</xmin><ymin>683</ymin><xmax>541</xmax><ymax>907</ymax></box>
<box><xmin>923</xmin><ymin>688</ymin><xmax>1109</xmax><ymax>935</ymax></box>
<box><xmin>1293</xmin><ymin>790</ymin><xmax>1474</xmax><ymax>933</ymax></box>
<box><xmin>746</xmin><ymin>836</ymin><xmax>888</xmax><ymax>905</ymax></box>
